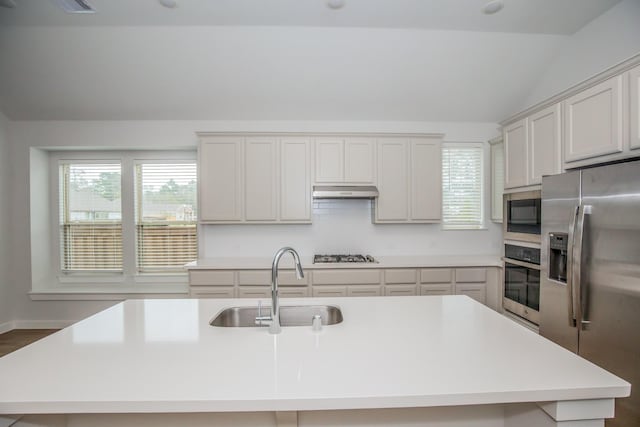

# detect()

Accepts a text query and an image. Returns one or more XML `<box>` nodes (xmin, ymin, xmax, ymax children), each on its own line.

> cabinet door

<box><xmin>419</xmin><ymin>284</ymin><xmax>453</xmax><ymax>296</ymax></box>
<box><xmin>245</xmin><ymin>138</ymin><xmax>277</xmax><ymax>221</ymax></box>
<box><xmin>455</xmin><ymin>284</ymin><xmax>486</xmax><ymax>305</ymax></box>
<box><xmin>344</xmin><ymin>138</ymin><xmax>375</xmax><ymax>183</ymax></box>
<box><xmin>199</xmin><ymin>138</ymin><xmax>243</xmax><ymax>221</ymax></box>
<box><xmin>376</xmin><ymin>139</ymin><xmax>409</xmax><ymax>221</ymax></box>
<box><xmin>563</xmin><ymin>75</ymin><xmax>624</xmax><ymax>163</ymax></box>
<box><xmin>315</xmin><ymin>138</ymin><xmax>344</xmax><ymax>183</ymax></box>
<box><xmin>528</xmin><ymin>103</ymin><xmax>561</xmax><ymax>185</ymax></box>
<box><xmin>631</xmin><ymin>65</ymin><xmax>640</xmax><ymax>150</ymax></box>
<box><xmin>503</xmin><ymin>119</ymin><xmax>528</xmax><ymax>189</ymax></box>
<box><xmin>281</xmin><ymin>138</ymin><xmax>312</xmax><ymax>221</ymax></box>
<box><xmin>410</xmin><ymin>139</ymin><xmax>441</xmax><ymax>221</ymax></box>
<box><xmin>489</xmin><ymin>139</ymin><xmax>504</xmax><ymax>222</ymax></box>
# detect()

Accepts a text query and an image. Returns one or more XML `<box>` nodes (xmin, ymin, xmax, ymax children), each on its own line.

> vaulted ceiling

<box><xmin>0</xmin><ymin>0</ymin><xmax>624</xmax><ymax>121</ymax></box>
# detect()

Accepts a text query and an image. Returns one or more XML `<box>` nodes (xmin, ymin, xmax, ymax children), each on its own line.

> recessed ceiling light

<box><xmin>327</xmin><ymin>0</ymin><xmax>346</xmax><ymax>10</ymax></box>
<box><xmin>482</xmin><ymin>0</ymin><xmax>504</xmax><ymax>15</ymax></box>
<box><xmin>158</xmin><ymin>0</ymin><xmax>178</xmax><ymax>8</ymax></box>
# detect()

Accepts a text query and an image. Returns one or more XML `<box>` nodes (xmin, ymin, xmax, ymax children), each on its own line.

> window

<box><xmin>442</xmin><ymin>143</ymin><xmax>484</xmax><ymax>229</ymax></box>
<box><xmin>52</xmin><ymin>152</ymin><xmax>197</xmax><ymax>291</ymax></box>
<box><xmin>135</xmin><ymin>163</ymin><xmax>197</xmax><ymax>273</ymax></box>
<box><xmin>59</xmin><ymin>163</ymin><xmax>123</xmax><ymax>272</ymax></box>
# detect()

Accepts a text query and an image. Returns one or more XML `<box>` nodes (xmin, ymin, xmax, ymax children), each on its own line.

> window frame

<box><xmin>441</xmin><ymin>142</ymin><xmax>486</xmax><ymax>230</ymax></box>
<box><xmin>44</xmin><ymin>150</ymin><xmax>197</xmax><ymax>296</ymax></box>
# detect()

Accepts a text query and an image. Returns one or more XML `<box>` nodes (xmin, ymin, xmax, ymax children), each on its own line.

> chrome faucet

<box><xmin>256</xmin><ymin>247</ymin><xmax>304</xmax><ymax>334</ymax></box>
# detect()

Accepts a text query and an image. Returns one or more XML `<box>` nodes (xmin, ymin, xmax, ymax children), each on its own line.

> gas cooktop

<box><xmin>313</xmin><ymin>254</ymin><xmax>377</xmax><ymax>264</ymax></box>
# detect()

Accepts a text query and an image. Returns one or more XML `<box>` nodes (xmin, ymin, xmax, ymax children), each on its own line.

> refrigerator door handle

<box><xmin>573</xmin><ymin>204</ymin><xmax>592</xmax><ymax>330</ymax></box>
<box><xmin>566</xmin><ymin>205</ymin><xmax>579</xmax><ymax>327</ymax></box>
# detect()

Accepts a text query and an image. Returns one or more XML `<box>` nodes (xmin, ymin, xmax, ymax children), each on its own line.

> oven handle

<box><xmin>502</xmin><ymin>257</ymin><xmax>541</xmax><ymax>271</ymax></box>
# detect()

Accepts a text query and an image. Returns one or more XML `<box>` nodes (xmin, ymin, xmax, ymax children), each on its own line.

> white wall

<box><xmin>8</xmin><ymin>119</ymin><xmax>501</xmax><ymax>325</ymax></box>
<box><xmin>521</xmin><ymin>0</ymin><xmax>640</xmax><ymax>110</ymax></box>
<box><xmin>0</xmin><ymin>112</ymin><xmax>11</xmax><ymax>330</ymax></box>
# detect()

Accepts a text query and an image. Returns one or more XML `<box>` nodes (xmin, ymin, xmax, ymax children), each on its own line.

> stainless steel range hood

<box><xmin>312</xmin><ymin>185</ymin><xmax>379</xmax><ymax>199</ymax></box>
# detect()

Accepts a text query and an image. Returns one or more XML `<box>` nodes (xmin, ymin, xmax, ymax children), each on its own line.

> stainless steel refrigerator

<box><xmin>540</xmin><ymin>160</ymin><xmax>640</xmax><ymax>427</ymax></box>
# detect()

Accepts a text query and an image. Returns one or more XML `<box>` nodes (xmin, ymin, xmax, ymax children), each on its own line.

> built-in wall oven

<box><xmin>503</xmin><ymin>190</ymin><xmax>541</xmax><ymax>243</ymax></box>
<box><xmin>503</xmin><ymin>244</ymin><xmax>540</xmax><ymax>325</ymax></box>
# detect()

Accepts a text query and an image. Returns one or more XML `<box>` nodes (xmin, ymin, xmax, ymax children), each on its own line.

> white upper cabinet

<box><xmin>199</xmin><ymin>137</ymin><xmax>243</xmax><ymax>221</ymax></box>
<box><xmin>376</xmin><ymin>139</ymin><xmax>409</xmax><ymax>221</ymax></box>
<box><xmin>280</xmin><ymin>138</ymin><xmax>312</xmax><ymax>221</ymax></box>
<box><xmin>244</xmin><ymin>138</ymin><xmax>277</xmax><ymax>221</ymax></box>
<box><xmin>315</xmin><ymin>137</ymin><xmax>375</xmax><ymax>184</ymax></box>
<box><xmin>563</xmin><ymin>75</ymin><xmax>624</xmax><ymax>164</ymax></box>
<box><xmin>375</xmin><ymin>137</ymin><xmax>442</xmax><ymax>223</ymax></box>
<box><xmin>199</xmin><ymin>135</ymin><xmax>311</xmax><ymax>224</ymax></box>
<box><xmin>344</xmin><ymin>138</ymin><xmax>375</xmax><ymax>183</ymax></box>
<box><xmin>503</xmin><ymin>102</ymin><xmax>562</xmax><ymax>189</ymax></box>
<box><xmin>630</xmin><ymin>64</ymin><xmax>640</xmax><ymax>150</ymax></box>
<box><xmin>315</xmin><ymin>138</ymin><xmax>344</xmax><ymax>182</ymax></box>
<box><xmin>410</xmin><ymin>139</ymin><xmax>441</xmax><ymax>221</ymax></box>
<box><xmin>489</xmin><ymin>138</ymin><xmax>504</xmax><ymax>223</ymax></box>
<box><xmin>503</xmin><ymin>119</ymin><xmax>528</xmax><ymax>189</ymax></box>
<box><xmin>528</xmin><ymin>103</ymin><xmax>562</xmax><ymax>185</ymax></box>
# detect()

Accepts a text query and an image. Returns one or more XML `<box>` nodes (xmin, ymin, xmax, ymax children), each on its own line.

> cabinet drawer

<box><xmin>419</xmin><ymin>284</ymin><xmax>453</xmax><ymax>296</ymax></box>
<box><xmin>238</xmin><ymin>286</ymin><xmax>271</xmax><ymax>298</ymax></box>
<box><xmin>312</xmin><ymin>286</ymin><xmax>347</xmax><ymax>297</ymax></box>
<box><xmin>455</xmin><ymin>268</ymin><xmax>487</xmax><ymax>283</ymax></box>
<box><xmin>456</xmin><ymin>283</ymin><xmax>486</xmax><ymax>304</ymax></box>
<box><xmin>190</xmin><ymin>286</ymin><xmax>235</xmax><ymax>298</ymax></box>
<box><xmin>280</xmin><ymin>287</ymin><xmax>310</xmax><ymax>298</ymax></box>
<box><xmin>278</xmin><ymin>270</ymin><xmax>309</xmax><ymax>285</ymax></box>
<box><xmin>420</xmin><ymin>268</ymin><xmax>453</xmax><ymax>284</ymax></box>
<box><xmin>384</xmin><ymin>269</ymin><xmax>417</xmax><ymax>284</ymax></box>
<box><xmin>189</xmin><ymin>270</ymin><xmax>235</xmax><ymax>286</ymax></box>
<box><xmin>384</xmin><ymin>284</ymin><xmax>417</xmax><ymax>296</ymax></box>
<box><xmin>347</xmin><ymin>285</ymin><xmax>382</xmax><ymax>297</ymax></box>
<box><xmin>312</xmin><ymin>269</ymin><xmax>381</xmax><ymax>285</ymax></box>
<box><xmin>237</xmin><ymin>270</ymin><xmax>270</xmax><ymax>286</ymax></box>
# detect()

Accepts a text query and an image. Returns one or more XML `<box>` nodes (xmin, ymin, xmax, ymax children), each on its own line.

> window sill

<box><xmin>30</xmin><ymin>284</ymin><xmax>189</xmax><ymax>301</ymax></box>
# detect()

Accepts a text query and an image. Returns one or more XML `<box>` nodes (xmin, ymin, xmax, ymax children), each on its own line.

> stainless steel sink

<box><xmin>210</xmin><ymin>305</ymin><xmax>343</xmax><ymax>327</ymax></box>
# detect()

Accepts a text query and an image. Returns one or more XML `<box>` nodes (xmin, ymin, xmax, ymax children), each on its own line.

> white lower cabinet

<box><xmin>190</xmin><ymin>286</ymin><xmax>236</xmax><ymax>299</ymax></box>
<box><xmin>348</xmin><ymin>285</ymin><xmax>382</xmax><ymax>297</ymax></box>
<box><xmin>238</xmin><ymin>287</ymin><xmax>271</xmax><ymax>298</ymax></box>
<box><xmin>454</xmin><ymin>268</ymin><xmax>487</xmax><ymax>305</ymax></box>
<box><xmin>385</xmin><ymin>285</ymin><xmax>417</xmax><ymax>296</ymax></box>
<box><xmin>630</xmin><ymin>64</ymin><xmax>640</xmax><ymax>150</ymax></box>
<box><xmin>313</xmin><ymin>286</ymin><xmax>348</xmax><ymax>298</ymax></box>
<box><xmin>188</xmin><ymin>266</ymin><xmax>499</xmax><ymax>309</ymax></box>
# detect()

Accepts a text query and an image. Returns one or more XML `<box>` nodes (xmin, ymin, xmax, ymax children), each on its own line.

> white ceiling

<box><xmin>0</xmin><ymin>0</ymin><xmax>621</xmax><ymax>34</ymax></box>
<box><xmin>0</xmin><ymin>0</ymin><xmax>624</xmax><ymax>122</ymax></box>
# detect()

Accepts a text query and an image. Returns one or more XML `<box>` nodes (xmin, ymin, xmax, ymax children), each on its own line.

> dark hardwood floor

<box><xmin>0</xmin><ymin>329</ymin><xmax>59</xmax><ymax>357</ymax></box>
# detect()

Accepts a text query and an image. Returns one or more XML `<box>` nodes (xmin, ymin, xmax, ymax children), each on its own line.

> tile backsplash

<box><xmin>202</xmin><ymin>199</ymin><xmax>501</xmax><ymax>258</ymax></box>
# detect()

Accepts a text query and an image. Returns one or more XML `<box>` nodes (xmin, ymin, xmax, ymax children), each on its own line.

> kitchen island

<box><xmin>0</xmin><ymin>296</ymin><xmax>630</xmax><ymax>427</ymax></box>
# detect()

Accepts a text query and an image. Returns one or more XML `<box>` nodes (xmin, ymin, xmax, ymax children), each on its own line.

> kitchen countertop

<box><xmin>0</xmin><ymin>296</ymin><xmax>629</xmax><ymax>414</ymax></box>
<box><xmin>185</xmin><ymin>254</ymin><xmax>502</xmax><ymax>270</ymax></box>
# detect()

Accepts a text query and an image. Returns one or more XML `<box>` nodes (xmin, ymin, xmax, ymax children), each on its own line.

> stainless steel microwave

<box><xmin>503</xmin><ymin>190</ymin><xmax>541</xmax><ymax>243</ymax></box>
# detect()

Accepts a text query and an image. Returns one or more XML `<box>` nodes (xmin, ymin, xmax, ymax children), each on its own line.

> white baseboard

<box><xmin>0</xmin><ymin>321</ymin><xmax>15</xmax><ymax>334</ymax></box>
<box><xmin>12</xmin><ymin>320</ymin><xmax>74</xmax><ymax>330</ymax></box>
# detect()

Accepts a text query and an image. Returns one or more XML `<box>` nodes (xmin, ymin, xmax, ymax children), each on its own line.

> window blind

<box><xmin>442</xmin><ymin>145</ymin><xmax>484</xmax><ymax>229</ymax></box>
<box><xmin>60</xmin><ymin>163</ymin><xmax>123</xmax><ymax>272</ymax></box>
<box><xmin>135</xmin><ymin>163</ymin><xmax>197</xmax><ymax>273</ymax></box>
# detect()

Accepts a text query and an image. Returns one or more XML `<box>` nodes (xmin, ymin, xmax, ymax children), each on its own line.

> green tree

<box><xmin>93</xmin><ymin>172</ymin><xmax>121</xmax><ymax>201</ymax></box>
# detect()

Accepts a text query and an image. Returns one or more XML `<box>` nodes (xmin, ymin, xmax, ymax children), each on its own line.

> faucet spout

<box><xmin>263</xmin><ymin>247</ymin><xmax>304</xmax><ymax>334</ymax></box>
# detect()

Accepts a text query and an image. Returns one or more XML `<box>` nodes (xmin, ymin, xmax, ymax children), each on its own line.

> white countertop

<box><xmin>0</xmin><ymin>296</ymin><xmax>629</xmax><ymax>414</ymax></box>
<box><xmin>186</xmin><ymin>254</ymin><xmax>502</xmax><ymax>270</ymax></box>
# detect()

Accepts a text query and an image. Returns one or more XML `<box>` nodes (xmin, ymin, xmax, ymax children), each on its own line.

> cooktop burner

<box><xmin>313</xmin><ymin>254</ymin><xmax>377</xmax><ymax>263</ymax></box>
